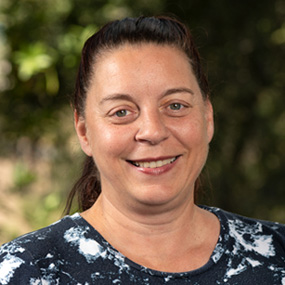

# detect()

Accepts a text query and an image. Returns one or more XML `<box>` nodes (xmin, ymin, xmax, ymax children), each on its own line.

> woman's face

<box><xmin>76</xmin><ymin>44</ymin><xmax>214</xmax><ymax>210</ymax></box>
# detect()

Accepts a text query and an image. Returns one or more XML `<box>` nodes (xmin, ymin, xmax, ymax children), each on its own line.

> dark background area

<box><xmin>0</xmin><ymin>0</ymin><xmax>284</xmax><ymax>243</ymax></box>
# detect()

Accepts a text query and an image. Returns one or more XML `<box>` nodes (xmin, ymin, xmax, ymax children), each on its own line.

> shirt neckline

<box><xmin>70</xmin><ymin>205</ymin><xmax>227</xmax><ymax>277</ymax></box>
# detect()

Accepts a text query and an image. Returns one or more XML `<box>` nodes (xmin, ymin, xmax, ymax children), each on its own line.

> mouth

<box><xmin>127</xmin><ymin>156</ymin><xmax>180</xmax><ymax>169</ymax></box>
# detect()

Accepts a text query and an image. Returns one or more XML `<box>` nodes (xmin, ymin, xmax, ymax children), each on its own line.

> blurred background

<box><xmin>0</xmin><ymin>0</ymin><xmax>284</xmax><ymax>244</ymax></box>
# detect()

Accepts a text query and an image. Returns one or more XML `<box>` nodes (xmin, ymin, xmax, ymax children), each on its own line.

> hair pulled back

<box><xmin>65</xmin><ymin>15</ymin><xmax>210</xmax><ymax>214</ymax></box>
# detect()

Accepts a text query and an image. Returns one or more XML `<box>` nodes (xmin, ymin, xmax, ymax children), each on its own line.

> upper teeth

<box><xmin>133</xmin><ymin>157</ymin><xmax>177</xmax><ymax>168</ymax></box>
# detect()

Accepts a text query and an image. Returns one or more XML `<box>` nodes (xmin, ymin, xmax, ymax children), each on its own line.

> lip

<box><xmin>127</xmin><ymin>155</ymin><xmax>181</xmax><ymax>175</ymax></box>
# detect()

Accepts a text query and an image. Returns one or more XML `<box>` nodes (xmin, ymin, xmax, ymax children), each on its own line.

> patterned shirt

<box><xmin>0</xmin><ymin>206</ymin><xmax>285</xmax><ymax>284</ymax></box>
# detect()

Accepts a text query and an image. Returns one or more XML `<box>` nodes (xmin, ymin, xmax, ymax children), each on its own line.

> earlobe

<box><xmin>74</xmin><ymin>111</ymin><xmax>92</xmax><ymax>156</ymax></box>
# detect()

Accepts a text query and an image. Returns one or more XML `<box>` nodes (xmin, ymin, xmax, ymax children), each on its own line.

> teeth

<box><xmin>132</xmin><ymin>157</ymin><xmax>177</xmax><ymax>168</ymax></box>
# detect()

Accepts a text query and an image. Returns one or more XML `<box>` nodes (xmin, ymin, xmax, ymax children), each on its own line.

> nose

<box><xmin>135</xmin><ymin>110</ymin><xmax>170</xmax><ymax>145</ymax></box>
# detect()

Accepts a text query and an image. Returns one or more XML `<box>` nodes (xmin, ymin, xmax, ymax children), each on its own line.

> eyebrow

<box><xmin>99</xmin><ymin>87</ymin><xmax>194</xmax><ymax>105</ymax></box>
<box><xmin>163</xmin><ymin>87</ymin><xmax>194</xmax><ymax>97</ymax></box>
<box><xmin>99</xmin><ymin>93</ymin><xmax>135</xmax><ymax>105</ymax></box>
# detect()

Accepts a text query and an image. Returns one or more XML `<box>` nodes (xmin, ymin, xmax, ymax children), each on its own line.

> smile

<box><xmin>128</xmin><ymin>156</ymin><xmax>179</xmax><ymax>169</ymax></box>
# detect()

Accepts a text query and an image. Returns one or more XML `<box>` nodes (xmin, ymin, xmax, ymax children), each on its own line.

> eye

<box><xmin>115</xmin><ymin>109</ymin><xmax>129</xmax><ymax>117</ymax></box>
<box><xmin>108</xmin><ymin>107</ymin><xmax>138</xmax><ymax>124</ymax></box>
<box><xmin>169</xmin><ymin>103</ymin><xmax>183</xmax><ymax>110</ymax></box>
<box><xmin>163</xmin><ymin>100</ymin><xmax>191</xmax><ymax>117</ymax></box>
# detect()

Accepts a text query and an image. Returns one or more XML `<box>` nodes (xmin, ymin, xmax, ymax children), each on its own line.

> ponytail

<box><xmin>64</xmin><ymin>156</ymin><xmax>101</xmax><ymax>214</ymax></box>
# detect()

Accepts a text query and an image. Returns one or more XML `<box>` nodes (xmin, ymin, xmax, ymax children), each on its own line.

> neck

<box><xmin>81</xmin><ymin>193</ymin><xmax>219</xmax><ymax>272</ymax></box>
<box><xmin>86</xmin><ymin>191</ymin><xmax>197</xmax><ymax>235</ymax></box>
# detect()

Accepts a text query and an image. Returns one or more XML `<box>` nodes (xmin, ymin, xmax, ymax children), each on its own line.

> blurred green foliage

<box><xmin>0</xmin><ymin>0</ymin><xmax>284</xmax><ymax>242</ymax></box>
<box><xmin>12</xmin><ymin>162</ymin><xmax>37</xmax><ymax>189</ymax></box>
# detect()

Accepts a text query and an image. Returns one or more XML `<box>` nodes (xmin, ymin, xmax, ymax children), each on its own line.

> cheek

<box><xmin>91</xmin><ymin>123</ymin><xmax>133</xmax><ymax>159</ymax></box>
<box><xmin>170</xmin><ymin>116</ymin><xmax>209</xmax><ymax>146</ymax></box>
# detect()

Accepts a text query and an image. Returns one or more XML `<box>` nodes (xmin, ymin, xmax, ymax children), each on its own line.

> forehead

<box><xmin>94</xmin><ymin>43</ymin><xmax>191</xmax><ymax>73</ymax></box>
<box><xmin>86</xmin><ymin>43</ymin><xmax>200</xmax><ymax>102</ymax></box>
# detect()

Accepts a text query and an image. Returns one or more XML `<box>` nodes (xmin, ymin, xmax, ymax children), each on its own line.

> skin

<box><xmin>75</xmin><ymin>43</ymin><xmax>220</xmax><ymax>272</ymax></box>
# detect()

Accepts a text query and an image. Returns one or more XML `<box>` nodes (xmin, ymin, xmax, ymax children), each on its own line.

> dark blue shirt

<box><xmin>1</xmin><ymin>206</ymin><xmax>285</xmax><ymax>284</ymax></box>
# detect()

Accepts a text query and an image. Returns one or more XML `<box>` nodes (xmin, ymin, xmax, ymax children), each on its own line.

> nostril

<box><xmin>135</xmin><ymin>129</ymin><xmax>169</xmax><ymax>144</ymax></box>
<box><xmin>135</xmin><ymin>117</ymin><xmax>170</xmax><ymax>145</ymax></box>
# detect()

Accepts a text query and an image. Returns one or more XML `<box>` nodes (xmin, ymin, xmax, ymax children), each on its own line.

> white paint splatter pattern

<box><xmin>0</xmin><ymin>207</ymin><xmax>284</xmax><ymax>284</ymax></box>
<box><xmin>221</xmin><ymin>217</ymin><xmax>280</xmax><ymax>282</ymax></box>
<box><xmin>228</xmin><ymin>219</ymin><xmax>275</xmax><ymax>257</ymax></box>
<box><xmin>64</xmin><ymin>226</ymin><xmax>106</xmax><ymax>263</ymax></box>
<box><xmin>0</xmin><ymin>254</ymin><xmax>25</xmax><ymax>284</ymax></box>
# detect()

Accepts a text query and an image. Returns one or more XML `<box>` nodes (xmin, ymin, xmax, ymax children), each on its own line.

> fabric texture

<box><xmin>1</xmin><ymin>206</ymin><xmax>285</xmax><ymax>284</ymax></box>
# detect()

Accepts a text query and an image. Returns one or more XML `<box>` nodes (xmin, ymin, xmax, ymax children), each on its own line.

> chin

<box><xmin>133</xmin><ymin>186</ymin><xmax>189</xmax><ymax>208</ymax></box>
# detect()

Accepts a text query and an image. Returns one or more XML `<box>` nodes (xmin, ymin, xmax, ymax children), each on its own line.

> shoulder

<box><xmin>215</xmin><ymin>206</ymin><xmax>285</xmax><ymax>236</ymax></box>
<box><xmin>204</xmin><ymin>205</ymin><xmax>285</xmax><ymax>233</ymax></box>
<box><xmin>200</xmin><ymin>206</ymin><xmax>285</xmax><ymax>283</ymax></box>
<box><xmin>205</xmin><ymin>206</ymin><xmax>285</xmax><ymax>257</ymax></box>
<box><xmin>1</xmin><ymin>213</ymin><xmax>81</xmax><ymax>254</ymax></box>
<box><xmin>0</xmin><ymin>213</ymin><xmax>82</xmax><ymax>284</ymax></box>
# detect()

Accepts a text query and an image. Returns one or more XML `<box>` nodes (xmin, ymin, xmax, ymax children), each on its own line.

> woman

<box><xmin>0</xmin><ymin>16</ymin><xmax>284</xmax><ymax>284</ymax></box>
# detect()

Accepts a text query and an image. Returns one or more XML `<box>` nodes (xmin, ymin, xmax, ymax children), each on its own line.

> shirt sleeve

<box><xmin>0</xmin><ymin>241</ymin><xmax>42</xmax><ymax>285</ymax></box>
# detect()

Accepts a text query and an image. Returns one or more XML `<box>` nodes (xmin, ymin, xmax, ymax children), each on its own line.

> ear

<box><xmin>74</xmin><ymin>110</ymin><xmax>92</xmax><ymax>156</ymax></box>
<box><xmin>205</xmin><ymin>100</ymin><xmax>214</xmax><ymax>143</ymax></box>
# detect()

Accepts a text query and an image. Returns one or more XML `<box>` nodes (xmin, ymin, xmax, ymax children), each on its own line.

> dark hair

<box><xmin>65</xmin><ymin>15</ymin><xmax>210</xmax><ymax>214</ymax></box>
